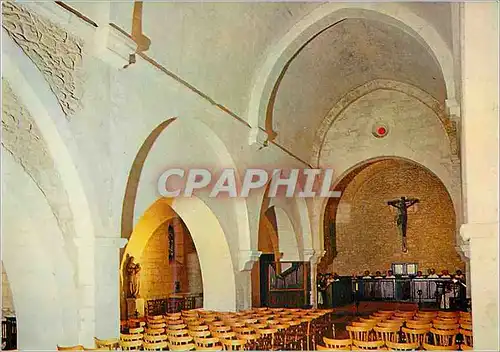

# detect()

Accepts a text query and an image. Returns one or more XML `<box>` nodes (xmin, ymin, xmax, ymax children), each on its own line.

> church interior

<box><xmin>1</xmin><ymin>1</ymin><xmax>498</xmax><ymax>351</ymax></box>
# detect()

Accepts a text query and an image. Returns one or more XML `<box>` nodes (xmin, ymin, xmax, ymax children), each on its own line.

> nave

<box><xmin>1</xmin><ymin>1</ymin><xmax>498</xmax><ymax>351</ymax></box>
<box><xmin>55</xmin><ymin>304</ymin><xmax>473</xmax><ymax>351</ymax></box>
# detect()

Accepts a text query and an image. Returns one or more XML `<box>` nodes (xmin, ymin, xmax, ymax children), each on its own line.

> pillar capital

<box><xmin>445</xmin><ymin>98</ymin><xmax>461</xmax><ymax>118</ymax></box>
<box><xmin>304</xmin><ymin>249</ymin><xmax>326</xmax><ymax>265</ymax></box>
<box><xmin>239</xmin><ymin>250</ymin><xmax>262</xmax><ymax>271</ymax></box>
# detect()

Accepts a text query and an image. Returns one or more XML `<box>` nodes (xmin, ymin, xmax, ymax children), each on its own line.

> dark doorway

<box><xmin>259</xmin><ymin>253</ymin><xmax>275</xmax><ymax>307</ymax></box>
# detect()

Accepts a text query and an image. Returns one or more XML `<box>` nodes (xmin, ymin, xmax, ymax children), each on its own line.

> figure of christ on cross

<box><xmin>387</xmin><ymin>196</ymin><xmax>419</xmax><ymax>253</ymax></box>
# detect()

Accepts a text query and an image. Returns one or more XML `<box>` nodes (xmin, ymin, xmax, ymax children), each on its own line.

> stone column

<box><xmin>74</xmin><ymin>238</ymin><xmax>97</xmax><ymax>347</ymax></box>
<box><xmin>238</xmin><ymin>250</ymin><xmax>262</xmax><ymax>310</ymax></box>
<box><xmin>305</xmin><ymin>249</ymin><xmax>325</xmax><ymax>308</ymax></box>
<box><xmin>94</xmin><ymin>237</ymin><xmax>128</xmax><ymax>339</ymax></box>
<box><xmin>459</xmin><ymin>3</ymin><xmax>499</xmax><ymax>350</ymax></box>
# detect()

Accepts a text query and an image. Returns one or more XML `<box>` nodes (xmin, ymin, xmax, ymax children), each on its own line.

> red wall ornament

<box><xmin>372</xmin><ymin>123</ymin><xmax>389</xmax><ymax>138</ymax></box>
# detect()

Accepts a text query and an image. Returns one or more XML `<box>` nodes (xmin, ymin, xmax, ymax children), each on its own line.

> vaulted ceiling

<box><xmin>272</xmin><ymin>17</ymin><xmax>447</xmax><ymax>161</ymax></box>
<box><xmin>68</xmin><ymin>2</ymin><xmax>454</xmax><ymax>160</ymax></box>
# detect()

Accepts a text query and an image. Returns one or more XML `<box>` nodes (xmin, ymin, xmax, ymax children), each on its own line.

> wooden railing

<box><xmin>146</xmin><ymin>293</ymin><xmax>203</xmax><ymax>315</ymax></box>
<box><xmin>323</xmin><ymin>277</ymin><xmax>468</xmax><ymax>310</ymax></box>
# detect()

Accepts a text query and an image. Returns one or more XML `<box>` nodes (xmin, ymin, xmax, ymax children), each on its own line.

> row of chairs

<box><xmin>315</xmin><ymin>309</ymin><xmax>473</xmax><ymax>351</ymax></box>
<box><xmin>118</xmin><ymin>307</ymin><xmax>331</xmax><ymax>350</ymax></box>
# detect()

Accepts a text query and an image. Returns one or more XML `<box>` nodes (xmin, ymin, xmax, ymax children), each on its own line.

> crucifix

<box><xmin>387</xmin><ymin>196</ymin><xmax>419</xmax><ymax>253</ymax></box>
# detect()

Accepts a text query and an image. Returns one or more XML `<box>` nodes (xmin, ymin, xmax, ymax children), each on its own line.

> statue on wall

<box><xmin>387</xmin><ymin>196</ymin><xmax>419</xmax><ymax>253</ymax></box>
<box><xmin>126</xmin><ymin>256</ymin><xmax>141</xmax><ymax>298</ymax></box>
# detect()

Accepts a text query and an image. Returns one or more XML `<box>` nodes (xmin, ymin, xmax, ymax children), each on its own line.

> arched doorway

<box><xmin>121</xmin><ymin>197</ymin><xmax>236</xmax><ymax>316</ymax></box>
<box><xmin>320</xmin><ymin>158</ymin><xmax>464</xmax><ymax>277</ymax></box>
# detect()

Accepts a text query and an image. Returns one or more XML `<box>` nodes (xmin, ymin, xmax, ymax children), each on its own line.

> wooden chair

<box><xmin>143</xmin><ymin>341</ymin><xmax>168</xmax><ymax>351</ymax></box>
<box><xmin>415</xmin><ymin>311</ymin><xmax>437</xmax><ymax>319</ymax></box>
<box><xmin>196</xmin><ymin>347</ymin><xmax>222</xmax><ymax>351</ymax></box>
<box><xmin>168</xmin><ymin>342</ymin><xmax>196</xmax><ymax>351</ymax></box>
<box><xmin>211</xmin><ymin>326</ymin><xmax>232</xmax><ymax>334</ymax></box>
<box><xmin>145</xmin><ymin>328</ymin><xmax>165</xmax><ymax>336</ymax></box>
<box><xmin>373</xmin><ymin>326</ymin><xmax>399</xmax><ymax>343</ymax></box>
<box><xmin>237</xmin><ymin>333</ymin><xmax>260</xmax><ymax>350</ymax></box>
<box><xmin>120</xmin><ymin>332</ymin><xmax>143</xmax><ymax>342</ymax></box>
<box><xmin>429</xmin><ymin>328</ymin><xmax>458</xmax><ymax>347</ymax></box>
<box><xmin>57</xmin><ymin>346</ymin><xmax>84</xmax><ymax>351</ymax></box>
<box><xmin>433</xmin><ymin>317</ymin><xmax>458</xmax><ymax>324</ymax></box>
<box><xmin>170</xmin><ymin>336</ymin><xmax>195</xmax><ymax>346</ymax></box>
<box><xmin>352</xmin><ymin>322</ymin><xmax>376</xmax><ymax>328</ymax></box>
<box><xmin>93</xmin><ymin>337</ymin><xmax>119</xmax><ymax>350</ymax></box>
<box><xmin>387</xmin><ymin>317</ymin><xmax>406</xmax><ymax>323</ymax></box>
<box><xmin>401</xmin><ymin>327</ymin><xmax>427</xmax><ymax>348</ymax></box>
<box><xmin>170</xmin><ymin>324</ymin><xmax>188</xmax><ymax>330</ymax></box>
<box><xmin>220</xmin><ymin>338</ymin><xmax>246</xmax><ymax>351</ymax></box>
<box><xmin>189</xmin><ymin>330</ymin><xmax>211</xmax><ymax>338</ymax></box>
<box><xmin>406</xmin><ymin>321</ymin><xmax>431</xmax><ymax>330</ymax></box>
<box><xmin>360</xmin><ymin>318</ymin><xmax>378</xmax><ymax>325</ymax></box>
<box><xmin>316</xmin><ymin>345</ymin><xmax>335</xmax><ymax>350</ymax></box>
<box><xmin>460</xmin><ymin>322</ymin><xmax>472</xmax><ymax>331</ymax></box>
<box><xmin>377</xmin><ymin>322</ymin><xmax>402</xmax><ymax>329</ymax></box>
<box><xmin>129</xmin><ymin>326</ymin><xmax>144</xmax><ymax>334</ymax></box>
<box><xmin>194</xmin><ymin>337</ymin><xmax>221</xmax><ymax>348</ymax></box>
<box><xmin>353</xmin><ymin>340</ymin><xmax>386</xmax><ymax>350</ymax></box>
<box><xmin>437</xmin><ymin>311</ymin><xmax>459</xmax><ymax>318</ymax></box>
<box><xmin>233</xmin><ymin>327</ymin><xmax>254</xmax><ymax>335</ymax></box>
<box><xmin>385</xmin><ymin>341</ymin><xmax>419</xmax><ymax>351</ymax></box>
<box><xmin>190</xmin><ymin>325</ymin><xmax>210</xmax><ymax>331</ymax></box>
<box><xmin>168</xmin><ymin>329</ymin><xmax>190</xmax><ymax>338</ymax></box>
<box><xmin>369</xmin><ymin>315</ymin><xmax>386</xmax><ymax>321</ymax></box>
<box><xmin>256</xmin><ymin>328</ymin><xmax>277</xmax><ymax>350</ymax></box>
<box><xmin>432</xmin><ymin>322</ymin><xmax>459</xmax><ymax>330</ymax></box>
<box><xmin>460</xmin><ymin>328</ymin><xmax>473</xmax><ymax>347</ymax></box>
<box><xmin>147</xmin><ymin>315</ymin><xmax>164</xmax><ymax>322</ymax></box>
<box><xmin>170</xmin><ymin>320</ymin><xmax>186</xmax><ymax>326</ymax></box>
<box><xmin>422</xmin><ymin>342</ymin><xmax>456</xmax><ymax>350</ymax></box>
<box><xmin>148</xmin><ymin>322</ymin><xmax>166</xmax><ymax>329</ymax></box>
<box><xmin>144</xmin><ymin>334</ymin><xmax>168</xmax><ymax>343</ymax></box>
<box><xmin>346</xmin><ymin>325</ymin><xmax>371</xmax><ymax>342</ymax></box>
<box><xmin>119</xmin><ymin>340</ymin><xmax>143</xmax><ymax>351</ymax></box>
<box><xmin>323</xmin><ymin>337</ymin><xmax>352</xmax><ymax>350</ymax></box>
<box><xmin>213</xmin><ymin>332</ymin><xmax>237</xmax><ymax>340</ymax></box>
<box><xmin>393</xmin><ymin>311</ymin><xmax>415</xmax><ymax>319</ymax></box>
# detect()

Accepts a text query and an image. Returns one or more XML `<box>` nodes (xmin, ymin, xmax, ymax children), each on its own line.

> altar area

<box><xmin>322</xmin><ymin>276</ymin><xmax>468</xmax><ymax>311</ymax></box>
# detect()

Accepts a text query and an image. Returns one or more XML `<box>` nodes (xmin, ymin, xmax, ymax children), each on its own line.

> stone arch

<box><xmin>247</xmin><ymin>3</ymin><xmax>455</xmax><ymax>142</ymax></box>
<box><xmin>316</xmin><ymin>156</ymin><xmax>460</xmax><ymax>263</ymax></box>
<box><xmin>122</xmin><ymin>197</ymin><xmax>236</xmax><ymax>311</ymax></box>
<box><xmin>2</xmin><ymin>148</ymin><xmax>80</xmax><ymax>350</ymax></box>
<box><xmin>120</xmin><ymin>117</ymin><xmax>251</xmax><ymax>272</ymax></box>
<box><xmin>318</xmin><ymin>156</ymin><xmax>462</xmax><ymax>273</ymax></box>
<box><xmin>311</xmin><ymin>79</ymin><xmax>459</xmax><ymax>166</ymax></box>
<box><xmin>3</xmin><ymin>27</ymin><xmax>99</xmax><ymax>344</ymax></box>
<box><xmin>2</xmin><ymin>29</ymin><xmax>97</xmax><ymax>242</ymax></box>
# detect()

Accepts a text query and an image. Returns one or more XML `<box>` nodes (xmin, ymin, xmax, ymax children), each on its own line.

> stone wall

<box><xmin>139</xmin><ymin>219</ymin><xmax>201</xmax><ymax>299</ymax></box>
<box><xmin>321</xmin><ymin>159</ymin><xmax>465</xmax><ymax>276</ymax></box>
